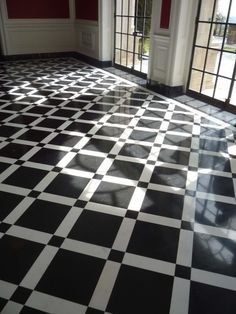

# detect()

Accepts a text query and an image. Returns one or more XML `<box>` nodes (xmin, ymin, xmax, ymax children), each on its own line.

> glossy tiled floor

<box><xmin>0</xmin><ymin>58</ymin><xmax>236</xmax><ymax>314</ymax></box>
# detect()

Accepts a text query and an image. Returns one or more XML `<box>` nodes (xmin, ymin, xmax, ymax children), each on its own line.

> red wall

<box><xmin>75</xmin><ymin>0</ymin><xmax>98</xmax><ymax>21</ymax></box>
<box><xmin>160</xmin><ymin>0</ymin><xmax>172</xmax><ymax>29</ymax></box>
<box><xmin>6</xmin><ymin>0</ymin><xmax>70</xmax><ymax>19</ymax></box>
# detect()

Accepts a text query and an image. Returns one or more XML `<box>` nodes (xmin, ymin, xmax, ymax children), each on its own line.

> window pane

<box><xmin>122</xmin><ymin>34</ymin><xmax>128</xmax><ymax>50</ymax></box>
<box><xmin>214</xmin><ymin>0</ymin><xmax>230</xmax><ymax>22</ymax></box>
<box><xmin>122</xmin><ymin>17</ymin><xmax>128</xmax><ymax>33</ymax></box>
<box><xmin>146</xmin><ymin>0</ymin><xmax>153</xmax><ymax>17</ymax></box>
<box><xmin>134</xmin><ymin>53</ymin><xmax>141</xmax><ymax>71</ymax></box>
<box><xmin>121</xmin><ymin>50</ymin><xmax>127</xmax><ymax>67</ymax></box>
<box><xmin>219</xmin><ymin>52</ymin><xmax>236</xmax><ymax>78</ymax></box>
<box><xmin>224</xmin><ymin>25</ymin><xmax>236</xmax><ymax>53</ymax></box>
<box><xmin>210</xmin><ymin>23</ymin><xmax>224</xmax><ymax>49</ymax></box>
<box><xmin>116</xmin><ymin>0</ymin><xmax>122</xmax><ymax>15</ymax></box>
<box><xmin>116</xmin><ymin>17</ymin><xmax>122</xmax><ymax>33</ymax></box>
<box><xmin>214</xmin><ymin>77</ymin><xmax>231</xmax><ymax>101</ymax></box>
<box><xmin>115</xmin><ymin>50</ymin><xmax>121</xmax><ymax>64</ymax></box>
<box><xmin>115</xmin><ymin>33</ymin><xmax>121</xmax><ymax>49</ymax></box>
<box><xmin>229</xmin><ymin>0</ymin><xmax>236</xmax><ymax>23</ymax></box>
<box><xmin>127</xmin><ymin>35</ymin><xmax>134</xmax><ymax>52</ymax></box>
<box><xmin>189</xmin><ymin>70</ymin><xmax>203</xmax><ymax>92</ymax></box>
<box><xmin>205</xmin><ymin>49</ymin><xmax>220</xmax><ymax>73</ymax></box>
<box><xmin>199</xmin><ymin>0</ymin><xmax>215</xmax><ymax>21</ymax></box>
<box><xmin>128</xmin><ymin>17</ymin><xmax>135</xmax><ymax>34</ymax></box>
<box><xmin>202</xmin><ymin>73</ymin><xmax>216</xmax><ymax>97</ymax></box>
<box><xmin>196</xmin><ymin>23</ymin><xmax>211</xmax><ymax>47</ymax></box>
<box><xmin>134</xmin><ymin>36</ymin><xmax>142</xmax><ymax>54</ymax></box>
<box><xmin>127</xmin><ymin>52</ymin><xmax>133</xmax><ymax>68</ymax></box>
<box><xmin>192</xmin><ymin>47</ymin><xmax>207</xmax><ymax>70</ymax></box>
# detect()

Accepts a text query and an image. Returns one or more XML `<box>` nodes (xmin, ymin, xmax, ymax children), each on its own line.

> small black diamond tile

<box><xmin>181</xmin><ymin>221</ymin><xmax>193</xmax><ymax>231</ymax></box>
<box><xmin>93</xmin><ymin>174</ymin><xmax>103</xmax><ymax>180</ymax></box>
<box><xmin>137</xmin><ymin>181</ymin><xmax>149</xmax><ymax>188</ymax></box>
<box><xmin>185</xmin><ymin>190</ymin><xmax>196</xmax><ymax>197</ymax></box>
<box><xmin>188</xmin><ymin>166</ymin><xmax>198</xmax><ymax>171</ymax></box>
<box><xmin>0</xmin><ymin>222</ymin><xmax>11</xmax><ymax>233</ymax></box>
<box><xmin>175</xmin><ymin>265</ymin><xmax>191</xmax><ymax>280</ymax></box>
<box><xmin>108</xmin><ymin>249</ymin><xmax>125</xmax><ymax>263</ymax></box>
<box><xmin>107</xmin><ymin>154</ymin><xmax>116</xmax><ymax>159</ymax></box>
<box><xmin>125</xmin><ymin>210</ymin><xmax>139</xmax><ymax>219</ymax></box>
<box><xmin>74</xmin><ymin>200</ymin><xmax>87</xmax><ymax>208</ymax></box>
<box><xmin>28</xmin><ymin>191</ymin><xmax>41</xmax><ymax>198</ymax></box>
<box><xmin>147</xmin><ymin>160</ymin><xmax>156</xmax><ymax>165</ymax></box>
<box><xmin>48</xmin><ymin>235</ymin><xmax>64</xmax><ymax>247</ymax></box>
<box><xmin>37</xmin><ymin>143</ymin><xmax>45</xmax><ymax>147</ymax></box>
<box><xmin>86</xmin><ymin>308</ymin><xmax>104</xmax><ymax>314</ymax></box>
<box><xmin>53</xmin><ymin>167</ymin><xmax>61</xmax><ymax>173</ymax></box>
<box><xmin>10</xmin><ymin>286</ymin><xmax>32</xmax><ymax>304</ymax></box>
<box><xmin>14</xmin><ymin>160</ymin><xmax>25</xmax><ymax>165</ymax></box>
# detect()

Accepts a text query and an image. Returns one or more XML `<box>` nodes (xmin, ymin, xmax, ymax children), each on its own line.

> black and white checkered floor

<box><xmin>0</xmin><ymin>58</ymin><xmax>236</xmax><ymax>314</ymax></box>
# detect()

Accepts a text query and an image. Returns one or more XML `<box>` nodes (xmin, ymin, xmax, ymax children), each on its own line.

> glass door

<box><xmin>114</xmin><ymin>0</ymin><xmax>152</xmax><ymax>77</ymax></box>
<box><xmin>188</xmin><ymin>0</ymin><xmax>236</xmax><ymax>109</ymax></box>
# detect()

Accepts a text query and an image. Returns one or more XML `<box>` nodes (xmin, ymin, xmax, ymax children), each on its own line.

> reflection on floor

<box><xmin>0</xmin><ymin>58</ymin><xmax>236</xmax><ymax>314</ymax></box>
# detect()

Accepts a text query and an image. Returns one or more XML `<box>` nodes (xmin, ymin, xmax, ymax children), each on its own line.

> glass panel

<box><xmin>202</xmin><ymin>73</ymin><xmax>216</xmax><ymax>97</ymax></box>
<box><xmin>123</xmin><ymin>0</ymin><xmax>129</xmax><ymax>16</ymax></box>
<box><xmin>199</xmin><ymin>0</ymin><xmax>215</xmax><ymax>21</ymax></box>
<box><xmin>219</xmin><ymin>52</ymin><xmax>236</xmax><ymax>78</ymax></box>
<box><xmin>224</xmin><ymin>25</ymin><xmax>236</xmax><ymax>53</ymax></box>
<box><xmin>229</xmin><ymin>0</ymin><xmax>236</xmax><ymax>23</ymax></box>
<box><xmin>192</xmin><ymin>47</ymin><xmax>207</xmax><ymax>70</ymax></box>
<box><xmin>142</xmin><ymin>37</ymin><xmax>150</xmax><ymax>57</ymax></box>
<box><xmin>136</xmin><ymin>18</ymin><xmax>144</xmax><ymax>34</ymax></box>
<box><xmin>210</xmin><ymin>23</ymin><xmax>224</xmax><ymax>49</ymax></box>
<box><xmin>127</xmin><ymin>52</ymin><xmax>133</xmax><ymax>68</ymax></box>
<box><xmin>196</xmin><ymin>23</ymin><xmax>211</xmax><ymax>47</ymax></box>
<box><xmin>129</xmin><ymin>0</ymin><xmax>136</xmax><ymax>16</ymax></box>
<box><xmin>134</xmin><ymin>36</ymin><xmax>142</xmax><ymax>54</ymax></box>
<box><xmin>116</xmin><ymin>0</ymin><xmax>122</xmax><ymax>15</ymax></box>
<box><xmin>128</xmin><ymin>17</ymin><xmax>135</xmax><ymax>34</ymax></box>
<box><xmin>127</xmin><ymin>35</ymin><xmax>134</xmax><ymax>52</ymax></box>
<box><xmin>121</xmin><ymin>34</ymin><xmax>127</xmax><ymax>50</ymax></box>
<box><xmin>116</xmin><ymin>17</ymin><xmax>122</xmax><ymax>33</ymax></box>
<box><xmin>205</xmin><ymin>49</ymin><xmax>220</xmax><ymax>73</ymax></box>
<box><xmin>146</xmin><ymin>0</ymin><xmax>153</xmax><ymax>17</ymax></box>
<box><xmin>141</xmin><ymin>58</ymin><xmax>149</xmax><ymax>74</ymax></box>
<box><xmin>122</xmin><ymin>17</ymin><xmax>128</xmax><ymax>33</ymax></box>
<box><xmin>144</xmin><ymin>18</ymin><xmax>151</xmax><ymax>36</ymax></box>
<box><xmin>134</xmin><ymin>53</ymin><xmax>141</xmax><ymax>71</ymax></box>
<box><xmin>137</xmin><ymin>0</ymin><xmax>145</xmax><ymax>16</ymax></box>
<box><xmin>214</xmin><ymin>0</ymin><xmax>230</xmax><ymax>22</ymax></box>
<box><xmin>115</xmin><ymin>49</ymin><xmax>121</xmax><ymax>64</ymax></box>
<box><xmin>121</xmin><ymin>50</ymin><xmax>127</xmax><ymax>67</ymax></box>
<box><xmin>214</xmin><ymin>77</ymin><xmax>231</xmax><ymax>101</ymax></box>
<box><xmin>230</xmin><ymin>81</ymin><xmax>236</xmax><ymax>106</ymax></box>
<box><xmin>189</xmin><ymin>70</ymin><xmax>203</xmax><ymax>92</ymax></box>
<box><xmin>115</xmin><ymin>33</ymin><xmax>121</xmax><ymax>49</ymax></box>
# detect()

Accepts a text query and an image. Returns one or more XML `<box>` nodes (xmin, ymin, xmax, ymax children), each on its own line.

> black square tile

<box><xmin>0</xmin><ymin>222</ymin><xmax>11</xmax><ymax>233</ymax></box>
<box><xmin>45</xmin><ymin>173</ymin><xmax>90</xmax><ymax>199</ymax></box>
<box><xmin>29</xmin><ymin>148</ymin><xmax>67</xmax><ymax>166</ymax></box>
<box><xmin>106</xmin><ymin>160</ymin><xmax>144</xmax><ymax>180</ymax></box>
<box><xmin>79</xmin><ymin>112</ymin><xmax>104</xmax><ymax>122</ymax></box>
<box><xmin>158</xmin><ymin>148</ymin><xmax>190</xmax><ymax>166</ymax></box>
<box><xmin>67</xmin><ymin>154</ymin><xmax>104</xmax><ymax>173</ymax></box>
<box><xmin>136</xmin><ymin>118</ymin><xmax>162</xmax><ymax>129</ymax></box>
<box><xmin>98</xmin><ymin>96</ymin><xmax>119</xmax><ymax>104</ymax></box>
<box><xmin>200</xmin><ymin>126</ymin><xmax>226</xmax><ymax>138</ymax></box>
<box><xmin>148</xmin><ymin>102</ymin><xmax>169</xmax><ymax>110</ymax></box>
<box><xmin>19</xmin><ymin>129</ymin><xmax>50</xmax><ymax>142</ymax></box>
<box><xmin>125</xmin><ymin>210</ymin><xmax>139</xmax><ymax>219</ymax></box>
<box><xmin>174</xmin><ymin>265</ymin><xmax>191</xmax><ymax>280</ymax></box>
<box><xmin>127</xmin><ymin>220</ymin><xmax>179</xmax><ymax>262</ymax></box>
<box><xmin>0</xmin><ymin>112</ymin><xmax>12</xmax><ymax>121</ymax></box>
<box><xmin>48</xmin><ymin>235</ymin><xmax>64</xmax><ymax>247</ymax></box>
<box><xmin>129</xmin><ymin>130</ymin><xmax>157</xmax><ymax>142</ymax></box>
<box><xmin>96</xmin><ymin>126</ymin><xmax>124</xmax><ymax>138</ymax></box>
<box><xmin>3</xmin><ymin>166</ymin><xmax>47</xmax><ymax>189</ymax></box>
<box><xmin>0</xmin><ymin>235</ymin><xmax>43</xmax><ymax>284</ymax></box>
<box><xmin>83</xmin><ymin>138</ymin><xmax>115</xmax><ymax>153</ymax></box>
<box><xmin>167</xmin><ymin>122</ymin><xmax>193</xmax><ymax>133</ymax></box>
<box><xmin>107</xmin><ymin>264</ymin><xmax>173</xmax><ymax>314</ymax></box>
<box><xmin>115</xmin><ymin>106</ymin><xmax>139</xmax><ymax>115</ymax></box>
<box><xmin>27</xmin><ymin>106</ymin><xmax>52</xmax><ymax>115</ymax></box>
<box><xmin>107</xmin><ymin>115</ymin><xmax>132</xmax><ymax>125</ymax></box>
<box><xmin>143</xmin><ymin>109</ymin><xmax>166</xmax><ymax>119</ymax></box>
<box><xmin>36</xmin><ymin>249</ymin><xmax>105</xmax><ymax>305</ymax></box>
<box><xmin>199</xmin><ymin>154</ymin><xmax>231</xmax><ymax>172</ymax></box>
<box><xmin>9</xmin><ymin>114</ymin><xmax>38</xmax><ymax>125</ymax></box>
<box><xmin>64</xmin><ymin>100</ymin><xmax>87</xmax><ymax>109</ymax></box>
<box><xmin>195</xmin><ymin>198</ymin><xmax>236</xmax><ymax>230</ymax></box>
<box><xmin>0</xmin><ymin>125</ymin><xmax>22</xmax><ymax>137</ymax></box>
<box><xmin>192</xmin><ymin>232</ymin><xmax>236</xmax><ymax>277</ymax></box>
<box><xmin>140</xmin><ymin>189</ymin><xmax>184</xmax><ymax>219</ymax></box>
<box><xmin>200</xmin><ymin>138</ymin><xmax>226</xmax><ymax>153</ymax></box>
<box><xmin>0</xmin><ymin>143</ymin><xmax>32</xmax><ymax>159</ymax></box>
<box><xmin>51</xmin><ymin>109</ymin><xmax>76</xmax><ymax>118</ymax></box>
<box><xmin>123</xmin><ymin>99</ymin><xmax>144</xmax><ymax>107</ymax></box>
<box><xmin>76</xmin><ymin>94</ymin><xmax>97</xmax><ymax>101</ymax></box>
<box><xmin>163</xmin><ymin>133</ymin><xmax>192</xmax><ymax>148</ymax></box>
<box><xmin>36</xmin><ymin>118</ymin><xmax>64</xmax><ymax>129</ymax></box>
<box><xmin>119</xmin><ymin>143</ymin><xmax>151</xmax><ymax>159</ymax></box>
<box><xmin>90</xmin><ymin>181</ymin><xmax>135</xmax><ymax>209</ymax></box>
<box><xmin>10</xmin><ymin>287</ymin><xmax>32</xmax><ymax>304</ymax></box>
<box><xmin>197</xmin><ymin>173</ymin><xmax>235</xmax><ymax>197</ymax></box>
<box><xmin>68</xmin><ymin>210</ymin><xmax>122</xmax><ymax>247</ymax></box>
<box><xmin>4</xmin><ymin>103</ymin><xmax>29</xmax><ymax>111</ymax></box>
<box><xmin>172</xmin><ymin>113</ymin><xmax>194</xmax><ymax>122</ymax></box>
<box><xmin>150</xmin><ymin>166</ymin><xmax>187</xmax><ymax>189</ymax></box>
<box><xmin>90</xmin><ymin>103</ymin><xmax>113</xmax><ymax>112</ymax></box>
<box><xmin>189</xmin><ymin>281</ymin><xmax>236</xmax><ymax>314</ymax></box>
<box><xmin>16</xmin><ymin>199</ymin><xmax>70</xmax><ymax>234</ymax></box>
<box><xmin>49</xmin><ymin>133</ymin><xmax>82</xmax><ymax>147</ymax></box>
<box><xmin>0</xmin><ymin>191</ymin><xmax>24</xmax><ymax>220</ymax></box>
<box><xmin>108</xmin><ymin>249</ymin><xmax>125</xmax><ymax>263</ymax></box>
<box><xmin>66</xmin><ymin>121</ymin><xmax>94</xmax><ymax>133</ymax></box>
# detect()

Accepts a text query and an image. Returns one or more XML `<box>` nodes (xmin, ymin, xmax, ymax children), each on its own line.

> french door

<box><xmin>188</xmin><ymin>0</ymin><xmax>236</xmax><ymax>109</ymax></box>
<box><xmin>114</xmin><ymin>0</ymin><xmax>152</xmax><ymax>77</ymax></box>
